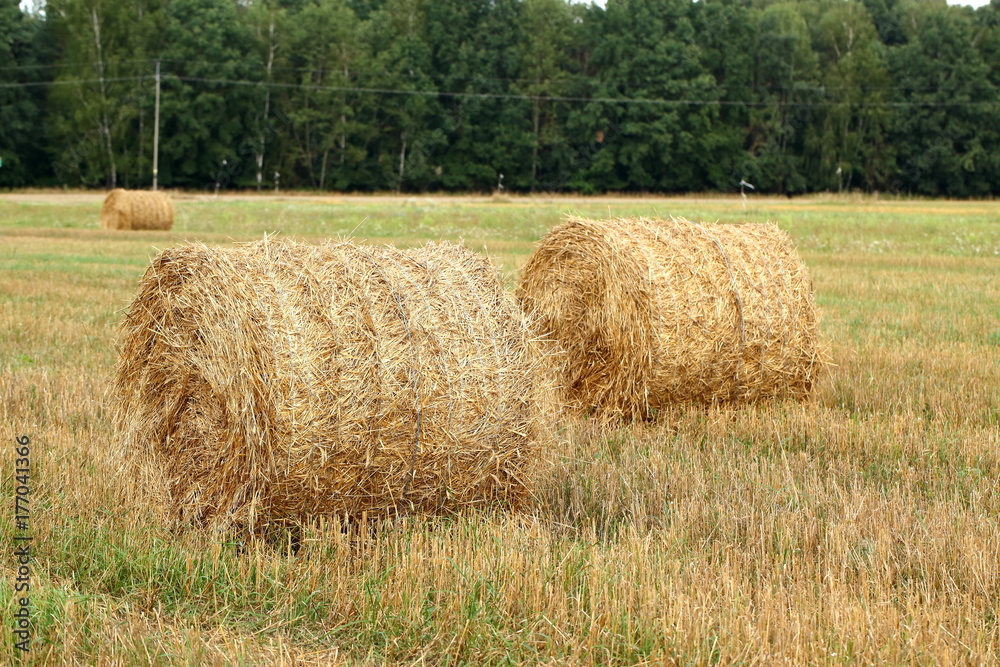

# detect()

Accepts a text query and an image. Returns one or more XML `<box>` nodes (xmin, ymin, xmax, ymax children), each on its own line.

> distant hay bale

<box><xmin>516</xmin><ymin>216</ymin><xmax>822</xmax><ymax>421</ymax></box>
<box><xmin>113</xmin><ymin>238</ymin><xmax>552</xmax><ymax>531</ymax></box>
<box><xmin>100</xmin><ymin>188</ymin><xmax>174</xmax><ymax>230</ymax></box>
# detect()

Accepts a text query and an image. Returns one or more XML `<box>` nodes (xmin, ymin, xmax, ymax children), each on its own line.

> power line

<box><xmin>0</xmin><ymin>58</ymin><xmax>995</xmax><ymax>96</ymax></box>
<box><xmin>0</xmin><ymin>76</ymin><xmax>148</xmax><ymax>88</ymax></box>
<box><xmin>173</xmin><ymin>74</ymin><xmax>742</xmax><ymax>105</ymax></box>
<box><xmin>141</xmin><ymin>75</ymin><xmax>1000</xmax><ymax>108</ymax></box>
<box><xmin>3</xmin><ymin>72</ymin><xmax>999</xmax><ymax>108</ymax></box>
<box><xmin>0</xmin><ymin>58</ymin><xmax>162</xmax><ymax>72</ymax></box>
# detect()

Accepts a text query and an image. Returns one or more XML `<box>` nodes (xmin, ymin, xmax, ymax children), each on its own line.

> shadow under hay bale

<box><xmin>516</xmin><ymin>216</ymin><xmax>823</xmax><ymax>421</ymax></box>
<box><xmin>112</xmin><ymin>238</ymin><xmax>553</xmax><ymax>532</ymax></box>
<box><xmin>100</xmin><ymin>188</ymin><xmax>174</xmax><ymax>230</ymax></box>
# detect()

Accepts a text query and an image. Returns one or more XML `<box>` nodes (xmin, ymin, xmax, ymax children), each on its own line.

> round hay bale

<box><xmin>516</xmin><ymin>216</ymin><xmax>822</xmax><ymax>420</ymax></box>
<box><xmin>100</xmin><ymin>188</ymin><xmax>174</xmax><ymax>230</ymax></box>
<box><xmin>113</xmin><ymin>238</ymin><xmax>552</xmax><ymax>531</ymax></box>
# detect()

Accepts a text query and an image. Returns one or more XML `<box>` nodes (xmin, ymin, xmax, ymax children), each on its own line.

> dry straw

<box><xmin>112</xmin><ymin>238</ymin><xmax>554</xmax><ymax>532</ymax></box>
<box><xmin>100</xmin><ymin>188</ymin><xmax>174</xmax><ymax>230</ymax></box>
<box><xmin>517</xmin><ymin>216</ymin><xmax>822</xmax><ymax>421</ymax></box>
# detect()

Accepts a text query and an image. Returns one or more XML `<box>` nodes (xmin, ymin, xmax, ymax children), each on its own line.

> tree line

<box><xmin>2</xmin><ymin>0</ymin><xmax>999</xmax><ymax>196</ymax></box>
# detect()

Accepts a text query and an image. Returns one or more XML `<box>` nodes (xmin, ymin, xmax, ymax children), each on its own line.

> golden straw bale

<box><xmin>112</xmin><ymin>238</ymin><xmax>553</xmax><ymax>531</ymax></box>
<box><xmin>516</xmin><ymin>216</ymin><xmax>823</xmax><ymax>421</ymax></box>
<box><xmin>100</xmin><ymin>188</ymin><xmax>174</xmax><ymax>230</ymax></box>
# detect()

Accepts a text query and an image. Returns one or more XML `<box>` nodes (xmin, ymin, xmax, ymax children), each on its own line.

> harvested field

<box><xmin>1</xmin><ymin>193</ymin><xmax>999</xmax><ymax>665</ymax></box>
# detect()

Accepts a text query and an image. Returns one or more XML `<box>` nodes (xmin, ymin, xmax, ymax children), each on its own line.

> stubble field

<box><xmin>1</xmin><ymin>192</ymin><xmax>999</xmax><ymax>665</ymax></box>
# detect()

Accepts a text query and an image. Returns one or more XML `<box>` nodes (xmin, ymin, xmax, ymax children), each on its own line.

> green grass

<box><xmin>1</xmin><ymin>192</ymin><xmax>999</xmax><ymax>664</ymax></box>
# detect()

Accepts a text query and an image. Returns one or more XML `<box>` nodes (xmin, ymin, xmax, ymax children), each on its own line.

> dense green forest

<box><xmin>1</xmin><ymin>0</ymin><xmax>999</xmax><ymax>195</ymax></box>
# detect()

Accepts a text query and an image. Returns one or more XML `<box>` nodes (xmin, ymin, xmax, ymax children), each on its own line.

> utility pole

<box><xmin>152</xmin><ymin>59</ymin><xmax>161</xmax><ymax>190</ymax></box>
